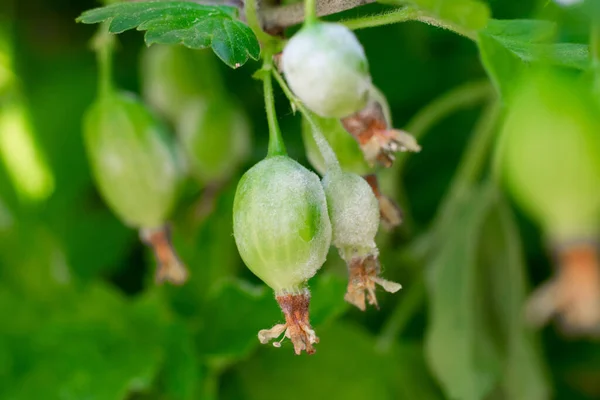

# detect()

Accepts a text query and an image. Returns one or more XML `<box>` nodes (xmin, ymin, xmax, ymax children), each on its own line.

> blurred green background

<box><xmin>1</xmin><ymin>0</ymin><xmax>599</xmax><ymax>399</ymax></box>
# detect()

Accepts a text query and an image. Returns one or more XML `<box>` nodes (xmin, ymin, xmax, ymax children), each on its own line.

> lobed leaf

<box><xmin>76</xmin><ymin>1</ymin><xmax>260</xmax><ymax>68</ymax></box>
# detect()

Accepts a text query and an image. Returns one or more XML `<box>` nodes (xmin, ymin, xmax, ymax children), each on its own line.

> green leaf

<box><xmin>196</xmin><ymin>280</ymin><xmax>279</xmax><ymax>365</ymax></box>
<box><xmin>478</xmin><ymin>19</ymin><xmax>590</xmax><ymax>99</ymax></box>
<box><xmin>225</xmin><ymin>322</ymin><xmax>405</xmax><ymax>400</ymax></box>
<box><xmin>76</xmin><ymin>1</ymin><xmax>260</xmax><ymax>69</ymax></box>
<box><xmin>425</xmin><ymin>183</ymin><xmax>550</xmax><ymax>400</ymax></box>
<box><xmin>425</xmin><ymin>184</ymin><xmax>502</xmax><ymax>400</ymax></box>
<box><xmin>477</xmin><ymin>195</ymin><xmax>550</xmax><ymax>400</ymax></box>
<box><xmin>2</xmin><ymin>284</ymin><xmax>165</xmax><ymax>400</ymax></box>
<box><xmin>379</xmin><ymin>0</ymin><xmax>490</xmax><ymax>32</ymax></box>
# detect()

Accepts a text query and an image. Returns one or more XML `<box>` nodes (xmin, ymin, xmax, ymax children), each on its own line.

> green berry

<box><xmin>282</xmin><ymin>22</ymin><xmax>371</xmax><ymax>118</ymax></box>
<box><xmin>322</xmin><ymin>170</ymin><xmax>379</xmax><ymax>255</ymax></box>
<box><xmin>140</xmin><ymin>44</ymin><xmax>223</xmax><ymax>121</ymax></box>
<box><xmin>496</xmin><ymin>70</ymin><xmax>600</xmax><ymax>242</ymax></box>
<box><xmin>83</xmin><ymin>91</ymin><xmax>182</xmax><ymax>229</ymax></box>
<box><xmin>322</xmin><ymin>170</ymin><xmax>401</xmax><ymax>310</ymax></box>
<box><xmin>233</xmin><ymin>155</ymin><xmax>331</xmax><ymax>293</ymax></box>
<box><xmin>178</xmin><ymin>98</ymin><xmax>250</xmax><ymax>184</ymax></box>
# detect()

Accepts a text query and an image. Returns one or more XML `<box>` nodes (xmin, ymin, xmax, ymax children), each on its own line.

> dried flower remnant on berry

<box><xmin>345</xmin><ymin>253</ymin><xmax>401</xmax><ymax>310</ymax></box>
<box><xmin>342</xmin><ymin>94</ymin><xmax>420</xmax><ymax>167</ymax></box>
<box><xmin>323</xmin><ymin>170</ymin><xmax>401</xmax><ymax>310</ymax></box>
<box><xmin>233</xmin><ymin>156</ymin><xmax>331</xmax><ymax>354</ymax></box>
<box><xmin>364</xmin><ymin>174</ymin><xmax>403</xmax><ymax>230</ymax></box>
<box><xmin>140</xmin><ymin>226</ymin><xmax>189</xmax><ymax>285</ymax></box>
<box><xmin>258</xmin><ymin>289</ymin><xmax>319</xmax><ymax>354</ymax></box>
<box><xmin>526</xmin><ymin>242</ymin><xmax>600</xmax><ymax>336</ymax></box>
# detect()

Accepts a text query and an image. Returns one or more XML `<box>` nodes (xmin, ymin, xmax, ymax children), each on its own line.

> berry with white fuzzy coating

<box><xmin>282</xmin><ymin>22</ymin><xmax>371</xmax><ymax>118</ymax></box>
<box><xmin>233</xmin><ymin>155</ymin><xmax>332</xmax><ymax>354</ymax></box>
<box><xmin>322</xmin><ymin>170</ymin><xmax>401</xmax><ymax>310</ymax></box>
<box><xmin>233</xmin><ymin>155</ymin><xmax>331</xmax><ymax>293</ymax></box>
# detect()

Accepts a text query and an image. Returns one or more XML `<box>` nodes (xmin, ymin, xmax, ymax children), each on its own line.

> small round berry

<box><xmin>282</xmin><ymin>22</ymin><xmax>371</xmax><ymax>118</ymax></box>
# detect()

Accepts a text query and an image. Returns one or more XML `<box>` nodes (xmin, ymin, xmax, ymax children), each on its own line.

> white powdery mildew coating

<box><xmin>322</xmin><ymin>170</ymin><xmax>379</xmax><ymax>250</ymax></box>
<box><xmin>282</xmin><ymin>22</ymin><xmax>371</xmax><ymax>118</ymax></box>
<box><xmin>233</xmin><ymin>156</ymin><xmax>332</xmax><ymax>292</ymax></box>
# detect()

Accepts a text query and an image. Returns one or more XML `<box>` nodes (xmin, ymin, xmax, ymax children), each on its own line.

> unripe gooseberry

<box><xmin>233</xmin><ymin>155</ymin><xmax>331</xmax><ymax>354</ymax></box>
<box><xmin>178</xmin><ymin>98</ymin><xmax>250</xmax><ymax>184</ymax></box>
<box><xmin>83</xmin><ymin>91</ymin><xmax>187</xmax><ymax>284</ymax></box>
<box><xmin>496</xmin><ymin>69</ymin><xmax>600</xmax><ymax>334</ymax></box>
<box><xmin>140</xmin><ymin>44</ymin><xmax>222</xmax><ymax>121</ymax></box>
<box><xmin>496</xmin><ymin>70</ymin><xmax>600</xmax><ymax>242</ymax></box>
<box><xmin>322</xmin><ymin>170</ymin><xmax>401</xmax><ymax>310</ymax></box>
<box><xmin>282</xmin><ymin>22</ymin><xmax>371</xmax><ymax>118</ymax></box>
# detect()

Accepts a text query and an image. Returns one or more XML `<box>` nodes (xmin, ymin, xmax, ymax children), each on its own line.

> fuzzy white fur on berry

<box><xmin>282</xmin><ymin>22</ymin><xmax>371</xmax><ymax>118</ymax></box>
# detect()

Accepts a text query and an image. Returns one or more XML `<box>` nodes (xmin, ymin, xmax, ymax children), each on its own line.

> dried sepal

<box><xmin>364</xmin><ymin>174</ymin><xmax>403</xmax><ymax>230</ymax></box>
<box><xmin>258</xmin><ymin>289</ymin><xmax>319</xmax><ymax>355</ymax></box>
<box><xmin>344</xmin><ymin>253</ymin><xmax>401</xmax><ymax>311</ymax></box>
<box><xmin>140</xmin><ymin>226</ymin><xmax>189</xmax><ymax>285</ymax></box>
<box><xmin>526</xmin><ymin>242</ymin><xmax>600</xmax><ymax>336</ymax></box>
<box><xmin>341</xmin><ymin>95</ymin><xmax>420</xmax><ymax>167</ymax></box>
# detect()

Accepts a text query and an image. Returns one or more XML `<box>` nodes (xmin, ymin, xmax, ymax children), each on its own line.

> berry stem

<box><xmin>263</xmin><ymin>53</ymin><xmax>287</xmax><ymax>158</ymax></box>
<box><xmin>304</xmin><ymin>0</ymin><xmax>318</xmax><ymax>26</ymax></box>
<box><xmin>271</xmin><ymin>68</ymin><xmax>340</xmax><ymax>172</ymax></box>
<box><xmin>92</xmin><ymin>22</ymin><xmax>115</xmax><ymax>98</ymax></box>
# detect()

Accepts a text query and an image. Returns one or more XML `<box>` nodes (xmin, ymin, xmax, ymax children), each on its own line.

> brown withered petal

<box><xmin>345</xmin><ymin>254</ymin><xmax>401</xmax><ymax>311</ymax></box>
<box><xmin>140</xmin><ymin>226</ymin><xmax>189</xmax><ymax>285</ymax></box>
<box><xmin>364</xmin><ymin>174</ymin><xmax>403</xmax><ymax>230</ymax></box>
<box><xmin>258</xmin><ymin>290</ymin><xmax>319</xmax><ymax>355</ymax></box>
<box><xmin>341</xmin><ymin>97</ymin><xmax>420</xmax><ymax>167</ymax></box>
<box><xmin>526</xmin><ymin>242</ymin><xmax>600</xmax><ymax>336</ymax></box>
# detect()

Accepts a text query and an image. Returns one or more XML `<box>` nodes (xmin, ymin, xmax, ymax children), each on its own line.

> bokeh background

<box><xmin>1</xmin><ymin>0</ymin><xmax>598</xmax><ymax>399</ymax></box>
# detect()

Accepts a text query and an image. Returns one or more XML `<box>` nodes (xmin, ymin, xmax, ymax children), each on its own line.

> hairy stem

<box><xmin>271</xmin><ymin>69</ymin><xmax>340</xmax><ymax>172</ymax></box>
<box><xmin>342</xmin><ymin>6</ymin><xmax>419</xmax><ymax>30</ymax></box>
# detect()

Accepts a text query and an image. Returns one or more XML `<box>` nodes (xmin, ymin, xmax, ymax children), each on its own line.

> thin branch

<box><xmin>262</xmin><ymin>0</ymin><xmax>376</xmax><ymax>32</ymax></box>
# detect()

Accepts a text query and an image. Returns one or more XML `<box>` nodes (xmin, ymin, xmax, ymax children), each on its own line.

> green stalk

<box><xmin>263</xmin><ymin>56</ymin><xmax>287</xmax><ymax>157</ymax></box>
<box><xmin>272</xmin><ymin>68</ymin><xmax>340</xmax><ymax>172</ymax></box>
<box><xmin>342</xmin><ymin>5</ymin><xmax>477</xmax><ymax>40</ymax></box>
<box><xmin>93</xmin><ymin>22</ymin><xmax>115</xmax><ymax>98</ymax></box>
<box><xmin>304</xmin><ymin>0</ymin><xmax>318</xmax><ymax>26</ymax></box>
<box><xmin>342</xmin><ymin>6</ymin><xmax>420</xmax><ymax>30</ymax></box>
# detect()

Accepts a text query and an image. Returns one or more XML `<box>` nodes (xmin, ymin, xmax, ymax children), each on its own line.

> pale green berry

<box><xmin>233</xmin><ymin>155</ymin><xmax>331</xmax><ymax>293</ymax></box>
<box><xmin>322</xmin><ymin>170</ymin><xmax>379</xmax><ymax>256</ymax></box>
<box><xmin>140</xmin><ymin>44</ymin><xmax>222</xmax><ymax>121</ymax></box>
<box><xmin>322</xmin><ymin>170</ymin><xmax>401</xmax><ymax>310</ymax></box>
<box><xmin>178</xmin><ymin>98</ymin><xmax>250</xmax><ymax>184</ymax></box>
<box><xmin>83</xmin><ymin>91</ymin><xmax>182</xmax><ymax>229</ymax></box>
<box><xmin>282</xmin><ymin>22</ymin><xmax>371</xmax><ymax>118</ymax></box>
<box><xmin>496</xmin><ymin>70</ymin><xmax>600</xmax><ymax>242</ymax></box>
<box><xmin>84</xmin><ymin>91</ymin><xmax>187</xmax><ymax>285</ymax></box>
